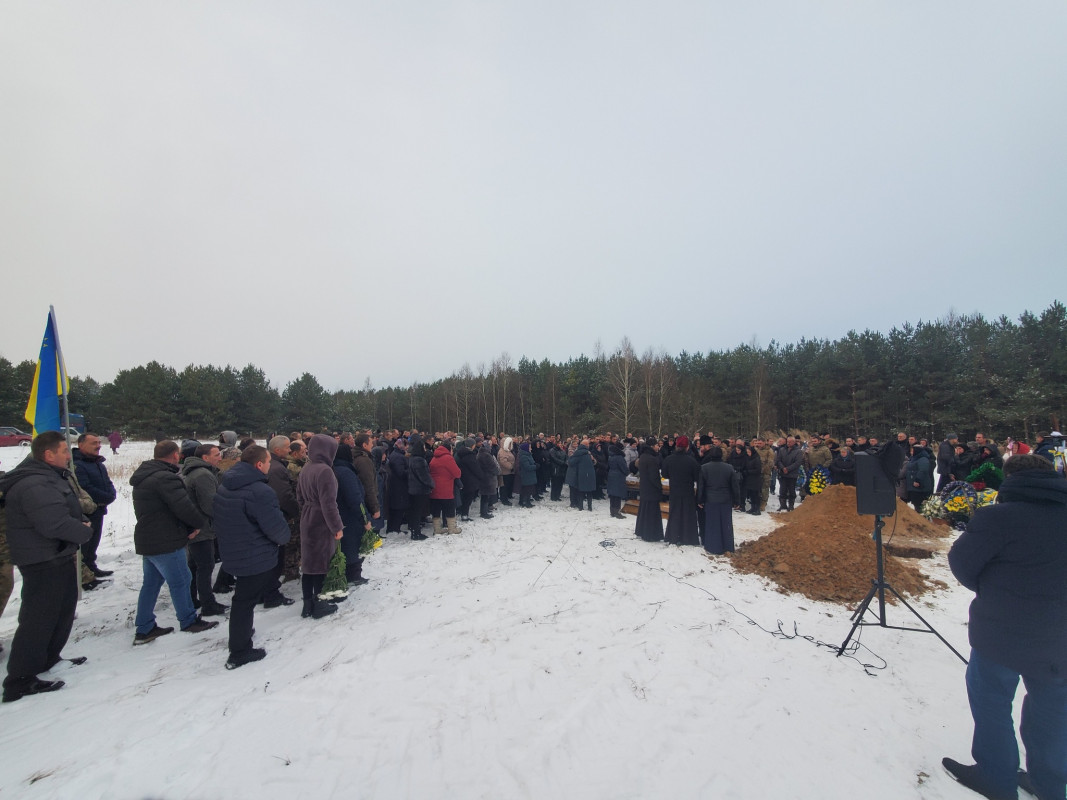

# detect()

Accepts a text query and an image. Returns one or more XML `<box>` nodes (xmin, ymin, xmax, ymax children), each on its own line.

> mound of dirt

<box><xmin>727</xmin><ymin>484</ymin><xmax>949</xmax><ymax>606</ymax></box>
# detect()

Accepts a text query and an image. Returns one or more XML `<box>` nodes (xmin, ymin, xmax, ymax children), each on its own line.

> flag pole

<box><xmin>50</xmin><ymin>305</ymin><xmax>71</xmax><ymax>439</ymax></box>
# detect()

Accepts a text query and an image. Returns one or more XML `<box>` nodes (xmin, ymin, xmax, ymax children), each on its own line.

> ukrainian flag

<box><xmin>24</xmin><ymin>307</ymin><xmax>69</xmax><ymax>436</ymax></box>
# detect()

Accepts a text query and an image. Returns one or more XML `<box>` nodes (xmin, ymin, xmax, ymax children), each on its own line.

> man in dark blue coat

<box><xmin>214</xmin><ymin>445</ymin><xmax>291</xmax><ymax>669</ymax></box>
<box><xmin>943</xmin><ymin>454</ymin><xmax>1067</xmax><ymax>800</ymax></box>
<box><xmin>72</xmin><ymin>432</ymin><xmax>117</xmax><ymax>578</ymax></box>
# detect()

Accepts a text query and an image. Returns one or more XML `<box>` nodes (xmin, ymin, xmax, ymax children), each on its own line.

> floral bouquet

<box><xmin>807</xmin><ymin>466</ymin><xmax>830</xmax><ymax>495</ymax></box>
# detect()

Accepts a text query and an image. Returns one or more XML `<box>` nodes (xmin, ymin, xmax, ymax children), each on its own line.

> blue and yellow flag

<box><xmin>24</xmin><ymin>308</ymin><xmax>69</xmax><ymax>436</ymax></box>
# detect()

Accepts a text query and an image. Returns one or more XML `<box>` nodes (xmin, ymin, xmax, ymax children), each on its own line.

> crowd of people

<box><xmin>1</xmin><ymin>423</ymin><xmax>1065</xmax><ymax>800</ymax></box>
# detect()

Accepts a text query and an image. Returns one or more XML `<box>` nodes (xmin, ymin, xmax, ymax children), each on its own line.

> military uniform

<box><xmin>756</xmin><ymin>445</ymin><xmax>776</xmax><ymax>510</ymax></box>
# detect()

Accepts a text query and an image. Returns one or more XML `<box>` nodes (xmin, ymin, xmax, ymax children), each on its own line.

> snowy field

<box><xmin>0</xmin><ymin>441</ymin><xmax>995</xmax><ymax>800</ymax></box>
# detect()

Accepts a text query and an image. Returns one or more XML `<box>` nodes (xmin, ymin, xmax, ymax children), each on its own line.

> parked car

<box><xmin>0</xmin><ymin>426</ymin><xmax>33</xmax><ymax>447</ymax></box>
<box><xmin>60</xmin><ymin>427</ymin><xmax>81</xmax><ymax>447</ymax></box>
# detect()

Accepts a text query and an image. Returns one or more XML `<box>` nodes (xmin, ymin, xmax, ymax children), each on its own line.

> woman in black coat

<box><xmin>386</xmin><ymin>441</ymin><xmax>409</xmax><ymax>533</ymax></box>
<box><xmin>606</xmin><ymin>443</ymin><xmax>629</xmax><ymax>519</ymax></box>
<box><xmin>548</xmin><ymin>443</ymin><xmax>568</xmax><ymax>501</ymax></box>
<box><xmin>633</xmin><ymin>439</ymin><xmax>664</xmax><ymax>542</ymax></box>
<box><xmin>741</xmin><ymin>445</ymin><xmax>764</xmax><ymax>515</ymax></box>
<box><xmin>476</xmin><ymin>442</ymin><xmax>499</xmax><ymax>519</ymax></box>
<box><xmin>406</xmin><ymin>438</ymin><xmax>434</xmax><ymax>540</ymax></box>
<box><xmin>455</xmin><ymin>439</ymin><xmax>484</xmax><ymax>522</ymax></box>
<box><xmin>829</xmin><ymin>447</ymin><xmax>856</xmax><ymax>487</ymax></box>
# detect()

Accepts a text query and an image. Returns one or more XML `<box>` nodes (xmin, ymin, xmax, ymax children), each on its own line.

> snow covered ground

<box><xmin>0</xmin><ymin>441</ymin><xmax>997</xmax><ymax>799</ymax></box>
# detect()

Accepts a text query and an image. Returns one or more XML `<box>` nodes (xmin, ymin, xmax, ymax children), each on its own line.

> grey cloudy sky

<box><xmin>2</xmin><ymin>2</ymin><xmax>1064</xmax><ymax>392</ymax></box>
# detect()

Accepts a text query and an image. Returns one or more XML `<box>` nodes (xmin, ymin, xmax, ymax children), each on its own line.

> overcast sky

<box><xmin>1</xmin><ymin>2</ymin><xmax>1064</xmax><ymax>392</ymax></box>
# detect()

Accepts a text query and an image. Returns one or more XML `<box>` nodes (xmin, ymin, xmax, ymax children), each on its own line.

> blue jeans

<box><xmin>967</xmin><ymin>648</ymin><xmax>1067</xmax><ymax>800</ymax></box>
<box><xmin>135</xmin><ymin>548</ymin><xmax>198</xmax><ymax>634</ymax></box>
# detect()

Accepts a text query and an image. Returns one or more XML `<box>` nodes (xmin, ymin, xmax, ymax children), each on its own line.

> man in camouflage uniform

<box><xmin>802</xmin><ymin>436</ymin><xmax>833</xmax><ymax>501</ymax></box>
<box><xmin>755</xmin><ymin>438</ymin><xmax>776</xmax><ymax>511</ymax></box>
<box><xmin>287</xmin><ymin>439</ymin><xmax>308</xmax><ymax>482</ymax></box>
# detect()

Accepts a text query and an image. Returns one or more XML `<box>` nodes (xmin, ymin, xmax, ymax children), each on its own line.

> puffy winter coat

<box><xmin>456</xmin><ymin>445</ymin><xmax>486</xmax><ymax>494</ymax></box>
<box><xmin>428</xmin><ymin>446</ymin><xmax>462</xmax><ymax>500</ymax></box>
<box><xmin>72</xmin><ymin>448</ymin><xmax>117</xmax><ymax>513</ymax></box>
<box><xmin>214</xmin><ymin>460</ymin><xmax>291</xmax><ymax>576</ymax></box>
<box><xmin>906</xmin><ymin>447</ymin><xmax>934</xmax><ymax>494</ymax></box>
<box><xmin>568</xmin><ymin>445</ymin><xmax>597</xmax><ymax>492</ymax></box>
<box><xmin>0</xmin><ymin>458</ymin><xmax>89</xmax><ymax>566</ymax></box>
<box><xmin>607</xmin><ymin>446</ymin><xmax>629</xmax><ymax>498</ymax></box>
<box><xmin>334</xmin><ymin>455</ymin><xmax>368</xmax><ymax>534</ymax></box>
<box><xmin>517</xmin><ymin>449</ymin><xmax>538</xmax><ymax>487</ymax></box>
<box><xmin>407</xmin><ymin>440</ymin><xmax>434</xmax><ymax>496</ymax></box>
<box><xmin>949</xmin><ymin>469</ymin><xmax>1067</xmax><ymax>677</ymax></box>
<box><xmin>497</xmin><ymin>441</ymin><xmax>516</xmax><ymax>476</ymax></box>
<box><xmin>131</xmin><ymin>459</ymin><xmax>206</xmax><ymax>556</ymax></box>
<box><xmin>476</xmin><ymin>448</ymin><xmax>499</xmax><ymax>495</ymax></box>
<box><xmin>181</xmin><ymin>456</ymin><xmax>220</xmax><ymax>542</ymax></box>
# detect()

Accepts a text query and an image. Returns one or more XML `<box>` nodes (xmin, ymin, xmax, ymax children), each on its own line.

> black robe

<box><xmin>634</xmin><ymin>450</ymin><xmax>664</xmax><ymax>542</ymax></box>
<box><xmin>660</xmin><ymin>450</ymin><xmax>701</xmax><ymax>546</ymax></box>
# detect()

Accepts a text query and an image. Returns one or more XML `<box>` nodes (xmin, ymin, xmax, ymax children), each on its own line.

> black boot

<box><xmin>302</xmin><ymin>598</ymin><xmax>336</xmax><ymax>619</ymax></box>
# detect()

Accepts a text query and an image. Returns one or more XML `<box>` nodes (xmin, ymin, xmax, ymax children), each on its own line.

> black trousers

<box><xmin>229</xmin><ymin>569</ymin><xmax>274</xmax><ymax>656</ymax></box>
<box><xmin>387</xmin><ymin>506</ymin><xmax>406</xmax><ymax>533</ymax></box>
<box><xmin>430</xmin><ymin>497</ymin><xmax>457</xmax><ymax>521</ymax></box>
<box><xmin>609</xmin><ymin>496</ymin><xmax>622</xmax><ymax>516</ymax></box>
<box><xmin>519</xmin><ymin>485</ymin><xmax>533</xmax><ymax>505</ymax></box>
<box><xmin>502</xmin><ymin>474</ymin><xmax>515</xmax><ymax>501</ymax></box>
<box><xmin>459</xmin><ymin>489</ymin><xmax>479</xmax><ymax>518</ymax></box>
<box><xmin>551</xmin><ymin>475</ymin><xmax>565</xmax><ymax>500</ymax></box>
<box><xmin>479</xmin><ymin>495</ymin><xmax>494</xmax><ymax>517</ymax></box>
<box><xmin>187</xmin><ymin>539</ymin><xmax>217</xmax><ymax>607</ymax></box>
<box><xmin>778</xmin><ymin>474</ymin><xmax>797</xmax><ymax>507</ymax></box>
<box><xmin>80</xmin><ymin>510</ymin><xmax>105</xmax><ymax>569</ymax></box>
<box><xmin>4</xmin><ymin>555</ymin><xmax>78</xmax><ymax>688</ymax></box>
<box><xmin>408</xmin><ymin>494</ymin><xmax>429</xmax><ymax>534</ymax></box>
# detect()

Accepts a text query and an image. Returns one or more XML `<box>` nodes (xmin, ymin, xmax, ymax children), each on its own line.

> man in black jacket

<box><xmin>937</xmin><ymin>433</ymin><xmax>960</xmax><ymax>492</ymax></box>
<box><xmin>215</xmin><ymin>445</ymin><xmax>291</xmax><ymax>669</ymax></box>
<box><xmin>131</xmin><ymin>440</ymin><xmax>218</xmax><ymax>644</ymax></box>
<box><xmin>72</xmin><ymin>432</ymin><xmax>116</xmax><ymax>578</ymax></box>
<box><xmin>0</xmin><ymin>432</ymin><xmax>91</xmax><ymax>702</ymax></box>
<box><xmin>774</xmin><ymin>436</ymin><xmax>803</xmax><ymax>511</ymax></box>
<box><xmin>943</xmin><ymin>455</ymin><xmax>1067</xmax><ymax>800</ymax></box>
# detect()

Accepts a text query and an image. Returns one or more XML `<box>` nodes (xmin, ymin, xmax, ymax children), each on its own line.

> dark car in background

<box><xmin>0</xmin><ymin>427</ymin><xmax>33</xmax><ymax>447</ymax></box>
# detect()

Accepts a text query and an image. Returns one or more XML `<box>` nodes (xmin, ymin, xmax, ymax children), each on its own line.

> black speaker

<box><xmin>855</xmin><ymin>451</ymin><xmax>897</xmax><ymax>516</ymax></box>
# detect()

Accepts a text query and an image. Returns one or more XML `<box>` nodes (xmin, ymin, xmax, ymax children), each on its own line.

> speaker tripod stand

<box><xmin>837</xmin><ymin>514</ymin><xmax>967</xmax><ymax>664</ymax></box>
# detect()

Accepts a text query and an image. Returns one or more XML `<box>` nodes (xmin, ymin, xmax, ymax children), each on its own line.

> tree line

<box><xmin>1</xmin><ymin>303</ymin><xmax>1064</xmax><ymax>443</ymax></box>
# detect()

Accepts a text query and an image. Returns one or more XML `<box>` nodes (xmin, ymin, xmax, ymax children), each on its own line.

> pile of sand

<box><xmin>728</xmin><ymin>484</ymin><xmax>950</xmax><ymax>606</ymax></box>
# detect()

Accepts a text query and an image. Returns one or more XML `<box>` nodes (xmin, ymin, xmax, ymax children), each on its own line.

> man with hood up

<box><xmin>296</xmin><ymin>434</ymin><xmax>341</xmax><ymax>619</ymax></box>
<box><xmin>943</xmin><ymin>455</ymin><xmax>1067</xmax><ymax>800</ymax></box>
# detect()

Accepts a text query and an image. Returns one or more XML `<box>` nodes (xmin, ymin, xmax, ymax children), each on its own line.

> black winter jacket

<box><xmin>181</xmin><ymin>456</ymin><xmax>220</xmax><ymax>542</ymax></box>
<box><xmin>948</xmin><ymin>469</ymin><xmax>1067</xmax><ymax>677</ymax></box>
<box><xmin>72</xmin><ymin>448</ymin><xmax>117</xmax><ymax>514</ymax></box>
<box><xmin>131</xmin><ymin>459</ymin><xmax>206</xmax><ymax>556</ymax></box>
<box><xmin>214</xmin><ymin>461</ymin><xmax>291</xmax><ymax>577</ymax></box>
<box><xmin>0</xmin><ymin>459</ymin><xmax>89</xmax><ymax>566</ymax></box>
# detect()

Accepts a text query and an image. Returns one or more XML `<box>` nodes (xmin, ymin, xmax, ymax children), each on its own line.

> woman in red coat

<box><xmin>428</xmin><ymin>440</ymin><xmax>463</xmax><ymax>535</ymax></box>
